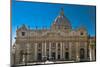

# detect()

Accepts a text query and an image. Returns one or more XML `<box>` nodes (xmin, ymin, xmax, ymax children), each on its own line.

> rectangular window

<box><xmin>22</xmin><ymin>32</ymin><xmax>25</xmax><ymax>36</ymax></box>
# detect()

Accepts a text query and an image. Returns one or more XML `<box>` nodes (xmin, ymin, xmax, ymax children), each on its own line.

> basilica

<box><xmin>12</xmin><ymin>8</ymin><xmax>96</xmax><ymax>65</ymax></box>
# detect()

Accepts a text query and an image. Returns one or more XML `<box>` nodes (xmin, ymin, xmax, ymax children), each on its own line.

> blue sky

<box><xmin>12</xmin><ymin>0</ymin><xmax>96</xmax><ymax>44</ymax></box>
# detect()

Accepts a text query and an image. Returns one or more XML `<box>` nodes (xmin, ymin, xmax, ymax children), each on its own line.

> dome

<box><xmin>51</xmin><ymin>8</ymin><xmax>72</xmax><ymax>30</ymax></box>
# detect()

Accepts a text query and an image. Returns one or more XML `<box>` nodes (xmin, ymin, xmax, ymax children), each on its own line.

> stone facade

<box><xmin>89</xmin><ymin>36</ymin><xmax>96</xmax><ymax>61</ymax></box>
<box><xmin>12</xmin><ymin>8</ymin><xmax>95</xmax><ymax>65</ymax></box>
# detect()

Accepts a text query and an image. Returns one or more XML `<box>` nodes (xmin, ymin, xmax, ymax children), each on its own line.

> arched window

<box><xmin>58</xmin><ymin>43</ymin><xmax>60</xmax><ymax>47</ymax></box>
<box><xmin>80</xmin><ymin>32</ymin><xmax>84</xmax><ymax>35</ymax></box>
<box><xmin>38</xmin><ymin>43</ymin><xmax>41</xmax><ymax>48</ymax></box>
<box><xmin>58</xmin><ymin>55</ymin><xmax>60</xmax><ymax>60</ymax></box>
<box><xmin>51</xmin><ymin>43</ymin><xmax>56</xmax><ymax>48</ymax></box>
<box><xmin>20</xmin><ymin>50</ymin><xmax>24</xmax><ymax>63</ymax></box>
<box><xmin>51</xmin><ymin>52</ymin><xmax>56</xmax><ymax>60</ymax></box>
<box><xmin>65</xmin><ymin>52</ymin><xmax>69</xmax><ymax>60</ymax></box>
<box><xmin>37</xmin><ymin>53</ymin><xmax>42</xmax><ymax>61</ymax></box>
<box><xmin>80</xmin><ymin>48</ymin><xmax>85</xmax><ymax>59</ymax></box>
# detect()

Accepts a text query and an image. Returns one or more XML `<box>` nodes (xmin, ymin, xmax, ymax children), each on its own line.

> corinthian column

<box><xmin>62</xmin><ymin>42</ymin><xmax>65</xmax><ymax>60</ymax></box>
<box><xmin>69</xmin><ymin>42</ymin><xmax>72</xmax><ymax>60</ymax></box>
<box><xmin>44</xmin><ymin>42</ymin><xmax>47</xmax><ymax>57</ymax></box>
<box><xmin>76</xmin><ymin>42</ymin><xmax>80</xmax><ymax>62</ymax></box>
<box><xmin>34</xmin><ymin>43</ymin><xmax>37</xmax><ymax>61</ymax></box>
<box><xmin>26</xmin><ymin>43</ymin><xmax>30</xmax><ymax>61</ymax></box>
<box><xmin>56</xmin><ymin>42</ymin><xmax>58</xmax><ymax>60</ymax></box>
<box><xmin>42</xmin><ymin>42</ymin><xmax>44</xmax><ymax>60</ymax></box>
<box><xmin>42</xmin><ymin>42</ymin><xmax>47</xmax><ymax>60</ymax></box>
<box><xmin>60</xmin><ymin>42</ymin><xmax>63</xmax><ymax>60</ymax></box>
<box><xmin>49</xmin><ymin>42</ymin><xmax>51</xmax><ymax>60</ymax></box>
<box><xmin>89</xmin><ymin>44</ymin><xmax>92</xmax><ymax>61</ymax></box>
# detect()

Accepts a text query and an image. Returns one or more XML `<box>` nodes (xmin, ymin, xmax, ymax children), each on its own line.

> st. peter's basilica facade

<box><xmin>12</xmin><ymin>8</ymin><xmax>96</xmax><ymax>65</ymax></box>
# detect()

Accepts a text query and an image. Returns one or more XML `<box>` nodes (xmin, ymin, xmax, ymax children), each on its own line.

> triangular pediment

<box><xmin>17</xmin><ymin>24</ymin><xmax>28</xmax><ymax>31</ymax></box>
